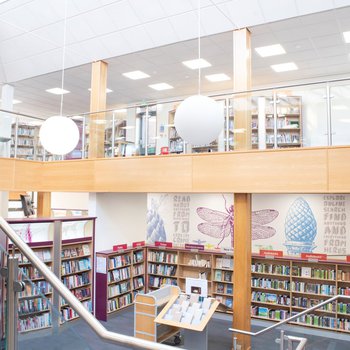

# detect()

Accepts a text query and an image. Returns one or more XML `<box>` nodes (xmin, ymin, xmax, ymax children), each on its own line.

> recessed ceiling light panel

<box><xmin>182</xmin><ymin>58</ymin><xmax>211</xmax><ymax>69</ymax></box>
<box><xmin>46</xmin><ymin>88</ymin><xmax>70</xmax><ymax>95</ymax></box>
<box><xmin>255</xmin><ymin>44</ymin><xmax>286</xmax><ymax>57</ymax></box>
<box><xmin>88</xmin><ymin>88</ymin><xmax>113</xmax><ymax>93</ymax></box>
<box><xmin>149</xmin><ymin>83</ymin><xmax>173</xmax><ymax>91</ymax></box>
<box><xmin>271</xmin><ymin>62</ymin><xmax>298</xmax><ymax>72</ymax></box>
<box><xmin>122</xmin><ymin>70</ymin><xmax>150</xmax><ymax>80</ymax></box>
<box><xmin>205</xmin><ymin>73</ymin><xmax>230</xmax><ymax>82</ymax></box>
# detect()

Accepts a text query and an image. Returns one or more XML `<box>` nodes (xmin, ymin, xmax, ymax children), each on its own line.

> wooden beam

<box><xmin>233</xmin><ymin>28</ymin><xmax>251</xmax><ymax>150</ymax></box>
<box><xmin>233</xmin><ymin>193</ymin><xmax>252</xmax><ymax>350</ymax></box>
<box><xmin>89</xmin><ymin>60</ymin><xmax>108</xmax><ymax>159</ymax></box>
<box><xmin>37</xmin><ymin>192</ymin><xmax>51</xmax><ymax>217</ymax></box>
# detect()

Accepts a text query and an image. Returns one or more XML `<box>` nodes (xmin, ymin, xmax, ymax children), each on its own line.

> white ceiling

<box><xmin>1</xmin><ymin>0</ymin><xmax>350</xmax><ymax>117</ymax></box>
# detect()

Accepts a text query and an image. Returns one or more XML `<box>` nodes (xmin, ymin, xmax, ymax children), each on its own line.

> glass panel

<box><xmin>330</xmin><ymin>83</ymin><xmax>350</xmax><ymax>146</ymax></box>
<box><xmin>274</xmin><ymin>84</ymin><xmax>328</xmax><ymax>148</ymax></box>
<box><xmin>147</xmin><ymin>105</ymin><xmax>157</xmax><ymax>156</ymax></box>
<box><xmin>250</xmin><ymin>91</ymin><xmax>275</xmax><ymax>150</ymax></box>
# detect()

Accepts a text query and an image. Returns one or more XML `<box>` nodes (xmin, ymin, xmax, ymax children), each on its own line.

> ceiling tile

<box><xmin>158</xmin><ymin>0</ymin><xmax>193</xmax><ymax>16</ymax></box>
<box><xmin>66</xmin><ymin>15</ymin><xmax>96</xmax><ymax>43</ymax></box>
<box><xmin>144</xmin><ymin>18</ymin><xmax>178</xmax><ymax>47</ymax></box>
<box><xmin>99</xmin><ymin>31</ymin><xmax>133</xmax><ymax>57</ymax></box>
<box><xmin>217</xmin><ymin>0</ymin><xmax>265</xmax><ymax>28</ymax></box>
<box><xmin>0</xmin><ymin>20</ymin><xmax>26</xmax><ymax>42</ymax></box>
<box><xmin>199</xmin><ymin>5</ymin><xmax>234</xmax><ymax>36</ymax></box>
<box><xmin>296</xmin><ymin>0</ymin><xmax>334</xmax><ymax>15</ymax></box>
<box><xmin>128</xmin><ymin>0</ymin><xmax>166</xmax><ymax>23</ymax></box>
<box><xmin>169</xmin><ymin>11</ymin><xmax>198</xmax><ymax>41</ymax></box>
<box><xmin>259</xmin><ymin>0</ymin><xmax>298</xmax><ymax>22</ymax></box>
<box><xmin>120</xmin><ymin>25</ymin><xmax>154</xmax><ymax>52</ymax></box>
<box><xmin>310</xmin><ymin>33</ymin><xmax>344</xmax><ymax>49</ymax></box>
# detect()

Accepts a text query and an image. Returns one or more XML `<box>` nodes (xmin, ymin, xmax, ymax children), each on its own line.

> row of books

<box><xmin>108</xmin><ymin>266</ymin><xmax>130</xmax><ymax>283</ymax></box>
<box><xmin>292</xmin><ymin>313</ymin><xmax>336</xmax><ymax>328</ymax></box>
<box><xmin>18</xmin><ymin>313</ymin><xmax>52</xmax><ymax>332</ymax></box>
<box><xmin>61</xmin><ymin>244</ymin><xmax>90</xmax><ymax>259</ymax></box>
<box><xmin>216</xmin><ymin>283</ymin><xmax>233</xmax><ymax>295</ymax></box>
<box><xmin>61</xmin><ymin>258</ymin><xmax>91</xmax><ymax>275</ymax></box>
<box><xmin>148</xmin><ymin>263</ymin><xmax>177</xmax><ymax>276</ymax></box>
<box><xmin>251</xmin><ymin>292</ymin><xmax>290</xmax><ymax>305</ymax></box>
<box><xmin>71</xmin><ymin>286</ymin><xmax>91</xmax><ymax>301</ymax></box>
<box><xmin>16</xmin><ymin>249</ymin><xmax>52</xmax><ymax>264</ymax></box>
<box><xmin>133</xmin><ymin>276</ymin><xmax>144</xmax><ymax>289</ymax></box>
<box><xmin>62</xmin><ymin>272</ymin><xmax>90</xmax><ymax>289</ymax></box>
<box><xmin>215</xmin><ymin>257</ymin><xmax>233</xmax><ymax>270</ymax></box>
<box><xmin>148</xmin><ymin>276</ymin><xmax>177</xmax><ymax>288</ymax></box>
<box><xmin>19</xmin><ymin>281</ymin><xmax>52</xmax><ymax>298</ymax></box>
<box><xmin>108</xmin><ymin>293</ymin><xmax>132</xmax><ymax>312</ymax></box>
<box><xmin>20</xmin><ymin>265</ymin><xmax>51</xmax><ymax>280</ymax></box>
<box><xmin>188</xmin><ymin>256</ymin><xmax>211</xmax><ymax>268</ymax></box>
<box><xmin>61</xmin><ymin>300</ymin><xmax>92</xmax><ymax>322</ymax></box>
<box><xmin>251</xmin><ymin>263</ymin><xmax>290</xmax><ymax>276</ymax></box>
<box><xmin>251</xmin><ymin>306</ymin><xmax>289</xmax><ymax>320</ymax></box>
<box><xmin>215</xmin><ymin>296</ymin><xmax>233</xmax><ymax>308</ymax></box>
<box><xmin>133</xmin><ymin>250</ymin><xmax>144</xmax><ymax>264</ymax></box>
<box><xmin>18</xmin><ymin>297</ymin><xmax>50</xmax><ymax>315</ymax></box>
<box><xmin>293</xmin><ymin>297</ymin><xmax>336</xmax><ymax>312</ymax></box>
<box><xmin>108</xmin><ymin>281</ymin><xmax>131</xmax><ymax>298</ymax></box>
<box><xmin>292</xmin><ymin>266</ymin><xmax>336</xmax><ymax>279</ymax></box>
<box><xmin>292</xmin><ymin>282</ymin><xmax>336</xmax><ymax>295</ymax></box>
<box><xmin>148</xmin><ymin>251</ymin><xmax>178</xmax><ymax>264</ymax></box>
<box><xmin>109</xmin><ymin>254</ymin><xmax>131</xmax><ymax>269</ymax></box>
<box><xmin>339</xmin><ymin>287</ymin><xmax>350</xmax><ymax>295</ymax></box>
<box><xmin>214</xmin><ymin>270</ymin><xmax>232</xmax><ymax>282</ymax></box>
<box><xmin>338</xmin><ymin>318</ymin><xmax>350</xmax><ymax>330</ymax></box>
<box><xmin>251</xmin><ymin>278</ymin><xmax>290</xmax><ymax>291</ymax></box>
<box><xmin>338</xmin><ymin>270</ymin><xmax>350</xmax><ymax>282</ymax></box>
<box><xmin>338</xmin><ymin>303</ymin><xmax>350</xmax><ymax>314</ymax></box>
<box><xmin>133</xmin><ymin>264</ymin><xmax>144</xmax><ymax>276</ymax></box>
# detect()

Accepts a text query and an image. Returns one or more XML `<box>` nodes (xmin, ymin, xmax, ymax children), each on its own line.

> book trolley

<box><xmin>134</xmin><ymin>285</ymin><xmax>181</xmax><ymax>344</ymax></box>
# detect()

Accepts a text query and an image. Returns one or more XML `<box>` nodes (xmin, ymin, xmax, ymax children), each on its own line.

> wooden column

<box><xmin>233</xmin><ymin>193</ymin><xmax>252</xmax><ymax>350</ymax></box>
<box><xmin>233</xmin><ymin>28</ymin><xmax>251</xmax><ymax>150</ymax></box>
<box><xmin>232</xmin><ymin>29</ymin><xmax>252</xmax><ymax>349</ymax></box>
<box><xmin>89</xmin><ymin>60</ymin><xmax>108</xmax><ymax>159</ymax></box>
<box><xmin>37</xmin><ymin>192</ymin><xmax>51</xmax><ymax>217</ymax></box>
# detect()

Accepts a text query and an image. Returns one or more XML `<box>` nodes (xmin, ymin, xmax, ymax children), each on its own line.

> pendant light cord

<box><xmin>60</xmin><ymin>0</ymin><xmax>68</xmax><ymax>116</ymax></box>
<box><xmin>198</xmin><ymin>0</ymin><xmax>201</xmax><ymax>96</ymax></box>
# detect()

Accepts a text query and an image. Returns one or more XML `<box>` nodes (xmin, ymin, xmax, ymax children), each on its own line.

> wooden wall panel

<box><xmin>328</xmin><ymin>147</ymin><xmax>350</xmax><ymax>192</ymax></box>
<box><xmin>0</xmin><ymin>158</ymin><xmax>15</xmax><ymax>190</ymax></box>
<box><xmin>1</xmin><ymin>146</ymin><xmax>350</xmax><ymax>193</ymax></box>
<box><xmin>192</xmin><ymin>148</ymin><xmax>328</xmax><ymax>193</ymax></box>
<box><xmin>40</xmin><ymin>160</ymin><xmax>95</xmax><ymax>192</ymax></box>
<box><xmin>93</xmin><ymin>155</ymin><xmax>193</xmax><ymax>192</ymax></box>
<box><xmin>13</xmin><ymin>159</ymin><xmax>43</xmax><ymax>191</ymax></box>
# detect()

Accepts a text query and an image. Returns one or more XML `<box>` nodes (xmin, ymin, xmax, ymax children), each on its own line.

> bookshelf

<box><xmin>168</xmin><ymin>109</ymin><xmax>183</xmax><ymax>154</ymax></box>
<box><xmin>5</xmin><ymin>217</ymin><xmax>96</xmax><ymax>333</ymax></box>
<box><xmin>212</xmin><ymin>253</ymin><xmax>234</xmax><ymax>311</ymax></box>
<box><xmin>60</xmin><ymin>238</ymin><xmax>94</xmax><ymax>322</ymax></box>
<box><xmin>147</xmin><ymin>248</ymin><xmax>178</xmax><ymax>290</ymax></box>
<box><xmin>95</xmin><ymin>247</ymin><xmax>147</xmax><ymax>321</ymax></box>
<box><xmin>251</xmin><ymin>96</ymin><xmax>302</xmax><ymax>149</ymax></box>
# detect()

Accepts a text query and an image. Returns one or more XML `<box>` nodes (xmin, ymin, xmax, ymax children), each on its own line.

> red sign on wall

<box><xmin>346</xmin><ymin>255</ymin><xmax>350</xmax><ymax>263</ymax></box>
<box><xmin>113</xmin><ymin>244</ymin><xmax>127</xmax><ymax>251</ymax></box>
<box><xmin>260</xmin><ymin>249</ymin><xmax>283</xmax><ymax>257</ymax></box>
<box><xmin>301</xmin><ymin>253</ymin><xmax>327</xmax><ymax>261</ymax></box>
<box><xmin>132</xmin><ymin>241</ymin><xmax>145</xmax><ymax>248</ymax></box>
<box><xmin>155</xmin><ymin>241</ymin><xmax>173</xmax><ymax>248</ymax></box>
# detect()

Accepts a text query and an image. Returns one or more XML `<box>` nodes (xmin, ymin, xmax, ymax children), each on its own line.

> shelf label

<box><xmin>113</xmin><ymin>244</ymin><xmax>127</xmax><ymax>252</ymax></box>
<box><xmin>155</xmin><ymin>241</ymin><xmax>172</xmax><ymax>248</ymax></box>
<box><xmin>185</xmin><ymin>243</ymin><xmax>205</xmax><ymax>251</ymax></box>
<box><xmin>132</xmin><ymin>241</ymin><xmax>145</xmax><ymax>248</ymax></box>
<box><xmin>260</xmin><ymin>249</ymin><xmax>283</xmax><ymax>258</ymax></box>
<box><xmin>301</xmin><ymin>253</ymin><xmax>327</xmax><ymax>261</ymax></box>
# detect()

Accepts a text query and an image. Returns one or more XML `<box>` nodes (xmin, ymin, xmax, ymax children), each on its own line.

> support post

<box><xmin>233</xmin><ymin>193</ymin><xmax>252</xmax><ymax>350</ymax></box>
<box><xmin>233</xmin><ymin>28</ymin><xmax>251</xmax><ymax>150</ymax></box>
<box><xmin>89</xmin><ymin>60</ymin><xmax>108</xmax><ymax>158</ymax></box>
<box><xmin>37</xmin><ymin>192</ymin><xmax>51</xmax><ymax>217</ymax></box>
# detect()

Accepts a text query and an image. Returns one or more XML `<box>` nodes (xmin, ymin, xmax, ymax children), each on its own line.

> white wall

<box><xmin>89</xmin><ymin>193</ymin><xmax>147</xmax><ymax>252</ymax></box>
<box><xmin>51</xmin><ymin>192</ymin><xmax>89</xmax><ymax>210</ymax></box>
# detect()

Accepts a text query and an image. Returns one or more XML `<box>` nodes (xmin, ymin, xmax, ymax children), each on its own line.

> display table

<box><xmin>155</xmin><ymin>293</ymin><xmax>219</xmax><ymax>350</ymax></box>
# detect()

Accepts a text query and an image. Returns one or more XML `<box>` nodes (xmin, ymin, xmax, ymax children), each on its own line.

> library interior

<box><xmin>2</xmin><ymin>1</ymin><xmax>350</xmax><ymax>350</ymax></box>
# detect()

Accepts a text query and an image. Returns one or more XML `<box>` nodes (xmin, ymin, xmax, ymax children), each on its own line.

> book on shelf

<box><xmin>214</xmin><ymin>270</ymin><xmax>222</xmax><ymax>281</ymax></box>
<box><xmin>226</xmin><ymin>284</ymin><xmax>233</xmax><ymax>295</ymax></box>
<box><xmin>224</xmin><ymin>271</ymin><xmax>232</xmax><ymax>282</ymax></box>
<box><xmin>258</xmin><ymin>307</ymin><xmax>269</xmax><ymax>317</ymax></box>
<box><xmin>216</xmin><ymin>283</ymin><xmax>224</xmax><ymax>293</ymax></box>
<box><xmin>301</xmin><ymin>267</ymin><xmax>312</xmax><ymax>278</ymax></box>
<box><xmin>225</xmin><ymin>298</ymin><xmax>233</xmax><ymax>308</ymax></box>
<box><xmin>82</xmin><ymin>244</ymin><xmax>90</xmax><ymax>256</ymax></box>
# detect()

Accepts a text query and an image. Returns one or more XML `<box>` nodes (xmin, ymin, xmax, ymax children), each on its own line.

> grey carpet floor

<box><xmin>16</xmin><ymin>306</ymin><xmax>350</xmax><ymax>349</ymax></box>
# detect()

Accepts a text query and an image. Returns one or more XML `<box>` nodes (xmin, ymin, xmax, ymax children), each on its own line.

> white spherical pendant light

<box><xmin>174</xmin><ymin>95</ymin><xmax>223</xmax><ymax>145</ymax></box>
<box><xmin>39</xmin><ymin>116</ymin><xmax>79</xmax><ymax>155</ymax></box>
